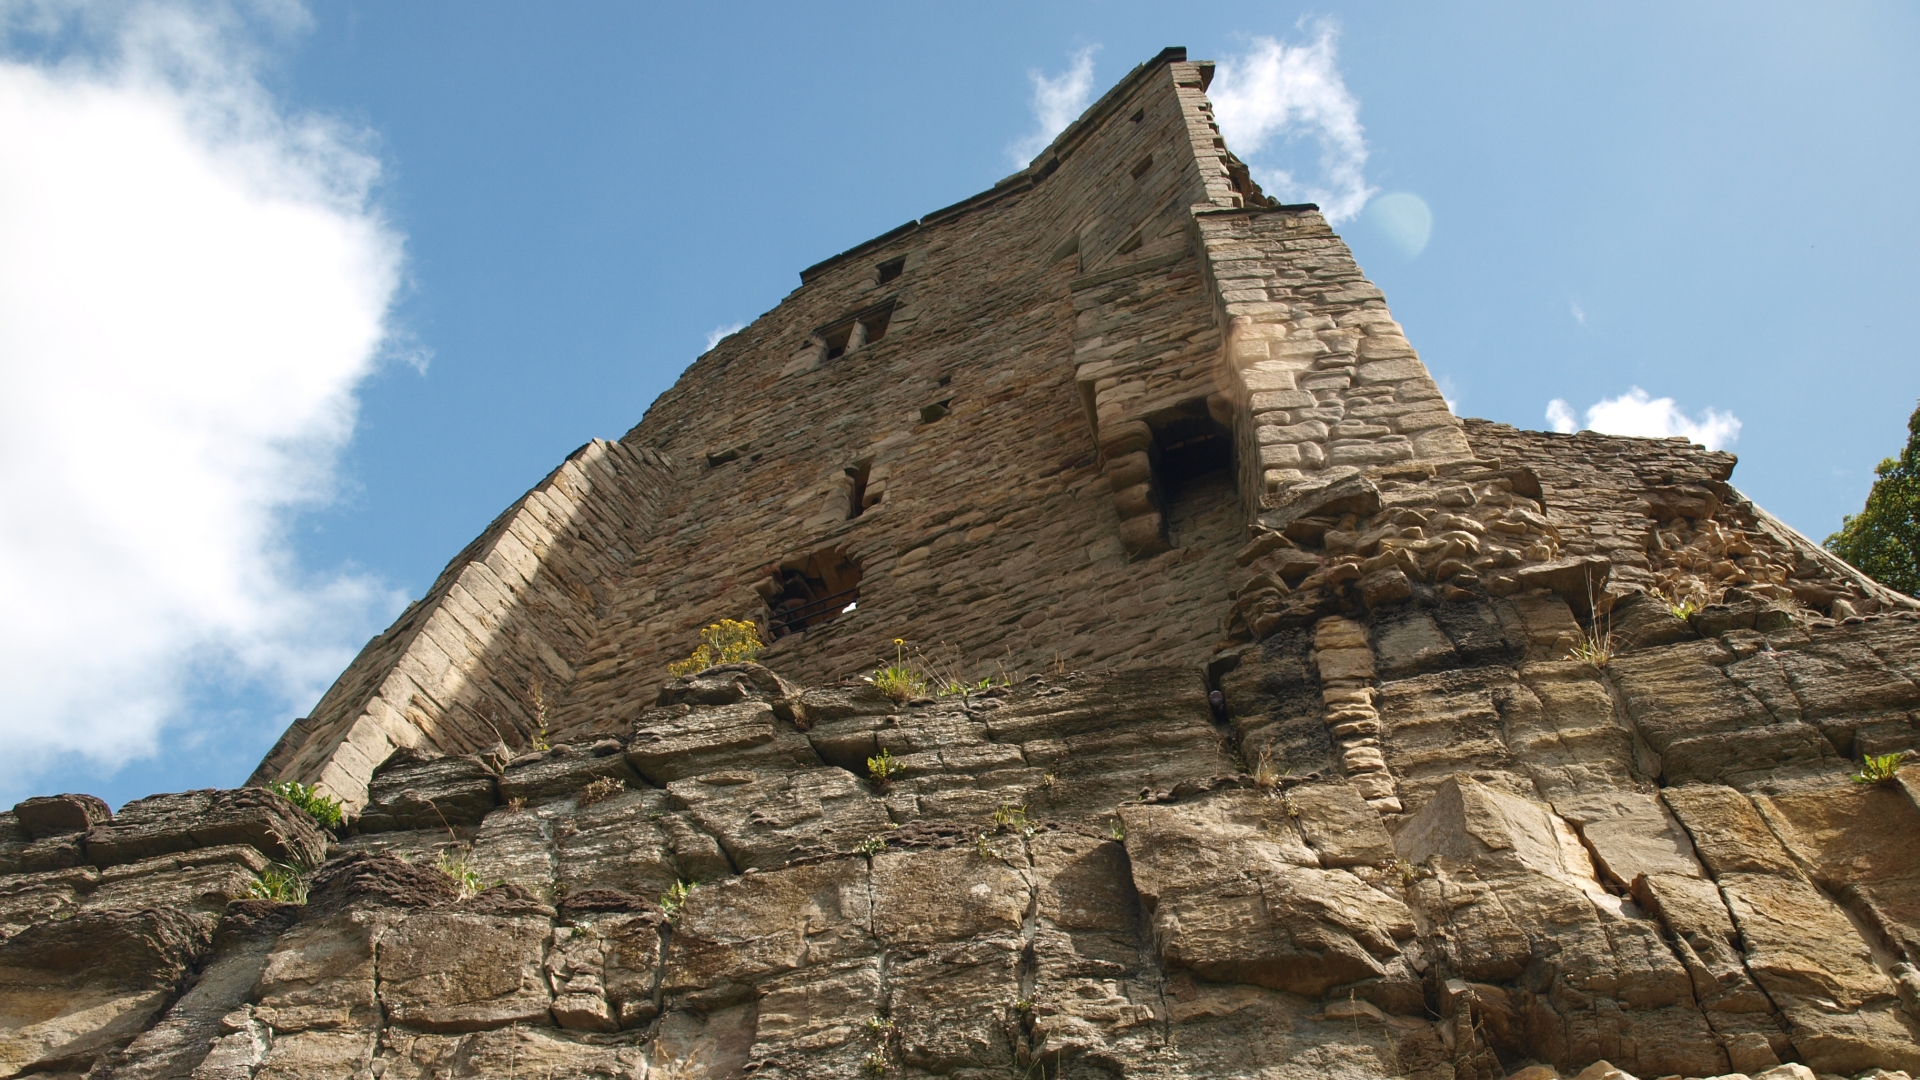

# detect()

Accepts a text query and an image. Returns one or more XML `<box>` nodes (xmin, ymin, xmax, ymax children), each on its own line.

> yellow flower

<box><xmin>893</xmin><ymin>638</ymin><xmax>905</xmax><ymax>646</ymax></box>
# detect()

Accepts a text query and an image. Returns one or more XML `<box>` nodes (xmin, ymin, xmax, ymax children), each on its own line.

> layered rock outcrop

<box><xmin>5</xmin><ymin>46</ymin><xmax>1919</xmax><ymax>1080</ymax></box>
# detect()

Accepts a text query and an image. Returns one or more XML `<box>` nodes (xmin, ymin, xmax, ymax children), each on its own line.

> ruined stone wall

<box><xmin>21</xmin><ymin>45</ymin><xmax>1920</xmax><ymax>1080</ymax></box>
<box><xmin>251</xmin><ymin>439</ymin><xmax>678</xmax><ymax>808</ymax></box>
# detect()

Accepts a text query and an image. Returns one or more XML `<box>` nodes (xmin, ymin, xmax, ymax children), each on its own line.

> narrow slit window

<box><xmin>846</xmin><ymin>462</ymin><xmax>872</xmax><ymax>518</ymax></box>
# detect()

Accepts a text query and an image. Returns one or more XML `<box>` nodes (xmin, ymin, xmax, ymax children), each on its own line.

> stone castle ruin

<box><xmin>5</xmin><ymin>47</ymin><xmax>1920</xmax><ymax>1080</ymax></box>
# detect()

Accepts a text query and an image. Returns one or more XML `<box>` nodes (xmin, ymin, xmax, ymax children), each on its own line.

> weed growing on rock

<box><xmin>872</xmin><ymin>639</ymin><xmax>928</xmax><ymax>701</ymax></box>
<box><xmin>975</xmin><ymin>832</ymin><xmax>996</xmax><ymax>860</ymax></box>
<box><xmin>526</xmin><ymin>680</ymin><xmax>553</xmax><ymax>752</ymax></box>
<box><xmin>506</xmin><ymin>796</ymin><xmax>527</xmax><ymax>814</ymax></box>
<box><xmin>268</xmin><ymin>781</ymin><xmax>343</xmax><ymax>830</ymax></box>
<box><xmin>867</xmin><ymin>748</ymin><xmax>899</xmax><ymax>789</ymax></box>
<box><xmin>660</xmin><ymin>879</ymin><xmax>696</xmax><ymax>920</ymax></box>
<box><xmin>1381</xmin><ymin>857</ymin><xmax>1428</xmax><ymax>889</ymax></box>
<box><xmin>993</xmin><ymin>803</ymin><xmax>1036</xmax><ymax>839</ymax></box>
<box><xmin>641</xmin><ymin>1049</ymin><xmax>701</xmax><ymax>1080</ymax></box>
<box><xmin>248</xmin><ymin>863</ymin><xmax>308</xmax><ymax>904</ymax></box>
<box><xmin>1855</xmin><ymin>751</ymin><xmax>1907</xmax><ymax>785</ymax></box>
<box><xmin>667</xmin><ymin>619</ymin><xmax>764</xmax><ymax>677</ymax></box>
<box><xmin>1249</xmin><ymin>745</ymin><xmax>1282</xmax><ymax>791</ymax></box>
<box><xmin>578</xmin><ymin>776</ymin><xmax>626</xmax><ymax>806</ymax></box>
<box><xmin>435</xmin><ymin>850</ymin><xmax>488</xmax><ymax>899</ymax></box>
<box><xmin>861</xmin><ymin>1052</ymin><xmax>889</xmax><ymax>1075</ymax></box>
<box><xmin>1108</xmin><ymin>818</ymin><xmax>1126</xmax><ymax>842</ymax></box>
<box><xmin>857</xmin><ymin>836</ymin><xmax>888</xmax><ymax>856</ymax></box>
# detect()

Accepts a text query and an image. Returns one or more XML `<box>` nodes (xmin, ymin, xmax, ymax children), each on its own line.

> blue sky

<box><xmin>3</xmin><ymin>1</ymin><xmax>1917</xmax><ymax>807</ymax></box>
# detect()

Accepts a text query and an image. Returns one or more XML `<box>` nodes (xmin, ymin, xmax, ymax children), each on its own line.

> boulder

<box><xmin>83</xmin><ymin>788</ymin><xmax>328</xmax><ymax>870</ymax></box>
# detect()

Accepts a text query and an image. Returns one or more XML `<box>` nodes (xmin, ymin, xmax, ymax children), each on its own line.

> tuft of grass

<box><xmin>1854</xmin><ymin>751</ymin><xmax>1907</xmax><ymax>786</ymax></box>
<box><xmin>248</xmin><ymin>863</ymin><xmax>309</xmax><ymax>904</ymax></box>
<box><xmin>435</xmin><ymin>850</ymin><xmax>489</xmax><ymax>899</ymax></box>
<box><xmin>1108</xmin><ymin>818</ymin><xmax>1126</xmax><ymax>842</ymax></box>
<box><xmin>578</xmin><ymin>776</ymin><xmax>626</xmax><ymax>806</ymax></box>
<box><xmin>667</xmin><ymin>619</ymin><xmax>764</xmax><ymax>678</ymax></box>
<box><xmin>660</xmin><ymin>879</ymin><xmax>696</xmax><ymax>920</ymax></box>
<box><xmin>1567</xmin><ymin>580</ymin><xmax>1617</xmax><ymax>668</ymax></box>
<box><xmin>1566</xmin><ymin>618</ymin><xmax>1616</xmax><ymax>669</ymax></box>
<box><xmin>857</xmin><ymin>836</ymin><xmax>888</xmax><ymax>857</ymax></box>
<box><xmin>861</xmin><ymin>1051</ymin><xmax>889</xmax><ymax>1075</ymax></box>
<box><xmin>268</xmin><ymin>781</ymin><xmax>343</xmax><ymax>831</ymax></box>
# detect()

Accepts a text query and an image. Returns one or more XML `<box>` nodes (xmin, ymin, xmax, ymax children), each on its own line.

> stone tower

<box><xmin>5</xmin><ymin>48</ymin><xmax>1920</xmax><ymax>1080</ymax></box>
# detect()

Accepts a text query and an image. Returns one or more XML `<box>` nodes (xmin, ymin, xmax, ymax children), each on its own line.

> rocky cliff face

<box><xmin>7</xmin><ymin>46</ymin><xmax>1920</xmax><ymax>1080</ymax></box>
<box><xmin>6</xmin><ymin>580</ymin><xmax>1920</xmax><ymax>1078</ymax></box>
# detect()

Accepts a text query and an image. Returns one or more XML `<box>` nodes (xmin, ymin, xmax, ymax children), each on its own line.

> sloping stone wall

<box><xmin>251</xmin><ymin>439</ymin><xmax>677</xmax><ymax>809</ymax></box>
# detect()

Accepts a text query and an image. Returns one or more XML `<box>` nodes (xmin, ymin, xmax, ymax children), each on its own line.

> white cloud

<box><xmin>1570</xmin><ymin>301</ymin><xmax>1587</xmax><ymax>325</ymax></box>
<box><xmin>1008</xmin><ymin>45</ymin><xmax>1098</xmax><ymax>166</ymax></box>
<box><xmin>0</xmin><ymin>2</ymin><xmax>406</xmax><ymax>788</ymax></box>
<box><xmin>704</xmin><ymin>322</ymin><xmax>745</xmax><ymax>353</ymax></box>
<box><xmin>1546</xmin><ymin>388</ymin><xmax>1742</xmax><ymax>450</ymax></box>
<box><xmin>1210</xmin><ymin>20</ymin><xmax>1375</xmax><ymax>223</ymax></box>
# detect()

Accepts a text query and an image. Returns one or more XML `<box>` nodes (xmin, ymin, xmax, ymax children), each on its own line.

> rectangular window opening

<box><xmin>816</xmin><ymin>298</ymin><xmax>897</xmax><ymax>362</ymax></box>
<box><xmin>1149</xmin><ymin>399</ymin><xmax>1240</xmax><ymax>549</ymax></box>
<box><xmin>876</xmin><ymin>256</ymin><xmax>905</xmax><ymax>284</ymax></box>
<box><xmin>1131</xmin><ymin>155</ymin><xmax>1154</xmax><ymax>180</ymax></box>
<box><xmin>1129</xmin><ymin>108</ymin><xmax>1145</xmax><ymax>123</ymax></box>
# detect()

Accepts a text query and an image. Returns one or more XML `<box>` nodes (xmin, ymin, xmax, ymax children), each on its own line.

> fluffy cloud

<box><xmin>1007</xmin><ymin>45</ymin><xmax>1099</xmax><ymax>166</ymax></box>
<box><xmin>1546</xmin><ymin>388</ymin><xmax>1742</xmax><ymax>450</ymax></box>
<box><xmin>1210</xmin><ymin>21</ymin><xmax>1375</xmax><ymax>223</ymax></box>
<box><xmin>0</xmin><ymin>2</ymin><xmax>405</xmax><ymax>789</ymax></box>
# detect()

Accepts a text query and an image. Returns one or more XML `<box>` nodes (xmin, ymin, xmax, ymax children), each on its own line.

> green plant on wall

<box><xmin>268</xmin><ymin>781</ymin><xmax>343</xmax><ymax>830</ymax></box>
<box><xmin>667</xmin><ymin>619</ymin><xmax>764</xmax><ymax>677</ymax></box>
<box><xmin>871</xmin><ymin>638</ymin><xmax>928</xmax><ymax>701</ymax></box>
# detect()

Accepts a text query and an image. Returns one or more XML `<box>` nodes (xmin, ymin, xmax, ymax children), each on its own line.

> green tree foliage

<box><xmin>1826</xmin><ymin>399</ymin><xmax>1920</xmax><ymax>596</ymax></box>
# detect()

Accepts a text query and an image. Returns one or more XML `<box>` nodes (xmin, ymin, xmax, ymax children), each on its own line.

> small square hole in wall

<box><xmin>1131</xmin><ymin>155</ymin><xmax>1153</xmax><ymax>180</ymax></box>
<box><xmin>706</xmin><ymin>446</ymin><xmax>744</xmax><ymax>468</ymax></box>
<box><xmin>920</xmin><ymin>399</ymin><xmax>952</xmax><ymax>424</ymax></box>
<box><xmin>876</xmin><ymin>256</ymin><xmax>905</xmax><ymax>284</ymax></box>
<box><xmin>1130</xmin><ymin>108</ymin><xmax>1144</xmax><ymax>123</ymax></box>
